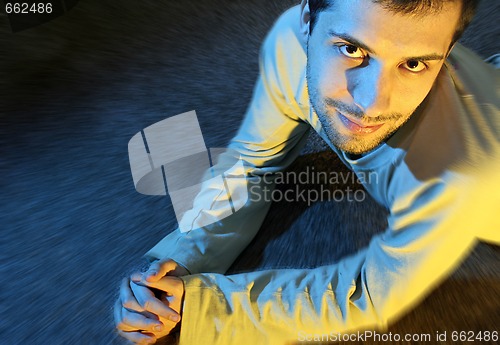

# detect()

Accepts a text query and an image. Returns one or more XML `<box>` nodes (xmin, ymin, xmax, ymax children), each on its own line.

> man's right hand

<box><xmin>114</xmin><ymin>259</ymin><xmax>189</xmax><ymax>344</ymax></box>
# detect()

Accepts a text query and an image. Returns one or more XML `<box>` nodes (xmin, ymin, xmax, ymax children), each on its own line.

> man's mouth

<box><xmin>338</xmin><ymin>112</ymin><xmax>384</xmax><ymax>134</ymax></box>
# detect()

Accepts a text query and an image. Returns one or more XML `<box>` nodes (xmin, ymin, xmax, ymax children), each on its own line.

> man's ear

<box><xmin>300</xmin><ymin>0</ymin><xmax>311</xmax><ymax>44</ymax></box>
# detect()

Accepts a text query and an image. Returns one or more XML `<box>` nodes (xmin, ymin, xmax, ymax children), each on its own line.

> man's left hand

<box><xmin>115</xmin><ymin>273</ymin><xmax>184</xmax><ymax>344</ymax></box>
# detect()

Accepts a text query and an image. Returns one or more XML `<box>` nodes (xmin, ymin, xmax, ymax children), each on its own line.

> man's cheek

<box><xmin>319</xmin><ymin>70</ymin><xmax>346</xmax><ymax>97</ymax></box>
<box><xmin>398</xmin><ymin>83</ymin><xmax>431</xmax><ymax>113</ymax></box>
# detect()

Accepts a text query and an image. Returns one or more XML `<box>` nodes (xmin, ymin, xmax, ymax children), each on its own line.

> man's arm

<box><xmin>115</xmin><ymin>7</ymin><xmax>312</xmax><ymax>343</ymax></box>
<box><xmin>175</xmin><ymin>175</ymin><xmax>482</xmax><ymax>345</ymax></box>
<box><xmin>143</xmin><ymin>6</ymin><xmax>311</xmax><ymax>274</ymax></box>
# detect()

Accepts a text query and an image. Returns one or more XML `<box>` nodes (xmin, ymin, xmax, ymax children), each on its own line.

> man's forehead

<box><xmin>320</xmin><ymin>0</ymin><xmax>462</xmax><ymax>18</ymax></box>
<box><xmin>316</xmin><ymin>0</ymin><xmax>461</xmax><ymax>57</ymax></box>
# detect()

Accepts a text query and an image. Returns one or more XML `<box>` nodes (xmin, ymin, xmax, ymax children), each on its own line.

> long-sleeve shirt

<box><xmin>143</xmin><ymin>6</ymin><xmax>500</xmax><ymax>345</ymax></box>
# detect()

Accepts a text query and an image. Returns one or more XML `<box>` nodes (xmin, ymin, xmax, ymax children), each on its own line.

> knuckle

<box><xmin>149</xmin><ymin>261</ymin><xmax>160</xmax><ymax>269</ymax></box>
<box><xmin>142</xmin><ymin>298</ymin><xmax>153</xmax><ymax>311</ymax></box>
<box><xmin>116</xmin><ymin>329</ymin><xmax>127</xmax><ymax>339</ymax></box>
<box><xmin>169</xmin><ymin>277</ymin><xmax>183</xmax><ymax>291</ymax></box>
<box><xmin>117</xmin><ymin>330</ymin><xmax>137</xmax><ymax>342</ymax></box>
<box><xmin>115</xmin><ymin>314</ymin><xmax>129</xmax><ymax>330</ymax></box>
<box><xmin>120</xmin><ymin>277</ymin><xmax>130</xmax><ymax>289</ymax></box>
<box><xmin>158</xmin><ymin>259</ymin><xmax>172</xmax><ymax>269</ymax></box>
<box><xmin>122</xmin><ymin>299</ymin><xmax>135</xmax><ymax>310</ymax></box>
<box><xmin>115</xmin><ymin>321</ymin><xmax>127</xmax><ymax>331</ymax></box>
<box><xmin>120</xmin><ymin>314</ymin><xmax>132</xmax><ymax>326</ymax></box>
<box><xmin>120</xmin><ymin>286</ymin><xmax>133</xmax><ymax>302</ymax></box>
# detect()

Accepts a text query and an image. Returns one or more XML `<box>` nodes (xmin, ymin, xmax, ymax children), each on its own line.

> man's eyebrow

<box><xmin>405</xmin><ymin>53</ymin><xmax>445</xmax><ymax>61</ymax></box>
<box><xmin>328</xmin><ymin>30</ymin><xmax>375</xmax><ymax>54</ymax></box>
<box><xmin>328</xmin><ymin>30</ymin><xmax>445</xmax><ymax>61</ymax></box>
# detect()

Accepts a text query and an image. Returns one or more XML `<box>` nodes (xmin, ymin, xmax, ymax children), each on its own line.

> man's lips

<box><xmin>338</xmin><ymin>112</ymin><xmax>384</xmax><ymax>134</ymax></box>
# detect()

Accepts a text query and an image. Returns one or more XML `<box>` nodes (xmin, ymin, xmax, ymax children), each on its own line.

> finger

<box><xmin>114</xmin><ymin>299</ymin><xmax>140</xmax><ymax>332</ymax></box>
<box><xmin>144</xmin><ymin>259</ymin><xmax>176</xmax><ymax>282</ymax></box>
<box><xmin>132</xmin><ymin>275</ymin><xmax>183</xmax><ymax>296</ymax></box>
<box><xmin>120</xmin><ymin>309</ymin><xmax>165</xmax><ymax>333</ymax></box>
<box><xmin>117</xmin><ymin>329</ymin><xmax>156</xmax><ymax>345</ymax></box>
<box><xmin>120</xmin><ymin>278</ymin><xmax>144</xmax><ymax>312</ymax></box>
<box><xmin>124</xmin><ymin>279</ymin><xmax>162</xmax><ymax>320</ymax></box>
<box><xmin>114</xmin><ymin>299</ymin><xmax>165</xmax><ymax>333</ymax></box>
<box><xmin>130</xmin><ymin>271</ymin><xmax>143</xmax><ymax>283</ymax></box>
<box><xmin>130</xmin><ymin>281</ymin><xmax>181</xmax><ymax>322</ymax></box>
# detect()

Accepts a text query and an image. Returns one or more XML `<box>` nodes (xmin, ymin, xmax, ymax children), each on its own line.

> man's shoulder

<box><xmin>258</xmin><ymin>5</ymin><xmax>310</xmax><ymax>117</ymax></box>
<box><xmin>381</xmin><ymin>45</ymin><xmax>500</xmax><ymax>206</ymax></box>
<box><xmin>446</xmin><ymin>44</ymin><xmax>499</xmax><ymax>107</ymax></box>
<box><xmin>261</xmin><ymin>5</ymin><xmax>306</xmax><ymax>69</ymax></box>
<box><xmin>263</xmin><ymin>5</ymin><xmax>305</xmax><ymax>52</ymax></box>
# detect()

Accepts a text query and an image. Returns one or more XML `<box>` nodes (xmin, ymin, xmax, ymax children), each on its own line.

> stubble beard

<box><xmin>305</xmin><ymin>59</ymin><xmax>414</xmax><ymax>155</ymax></box>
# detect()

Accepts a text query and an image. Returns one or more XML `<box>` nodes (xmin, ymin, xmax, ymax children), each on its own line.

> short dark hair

<box><xmin>308</xmin><ymin>0</ymin><xmax>480</xmax><ymax>44</ymax></box>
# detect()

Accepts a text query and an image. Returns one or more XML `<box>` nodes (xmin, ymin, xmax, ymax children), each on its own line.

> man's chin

<box><xmin>329</xmin><ymin>121</ymin><xmax>406</xmax><ymax>155</ymax></box>
<box><xmin>330</xmin><ymin>135</ymin><xmax>385</xmax><ymax>156</ymax></box>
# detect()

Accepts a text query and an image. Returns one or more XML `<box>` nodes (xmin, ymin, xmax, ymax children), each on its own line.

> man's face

<box><xmin>305</xmin><ymin>0</ymin><xmax>461</xmax><ymax>154</ymax></box>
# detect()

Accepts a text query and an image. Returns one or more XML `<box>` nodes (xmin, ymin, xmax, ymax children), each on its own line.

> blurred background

<box><xmin>1</xmin><ymin>1</ymin><xmax>499</xmax><ymax>344</ymax></box>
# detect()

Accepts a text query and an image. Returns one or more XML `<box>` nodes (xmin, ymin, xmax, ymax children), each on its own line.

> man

<box><xmin>114</xmin><ymin>0</ymin><xmax>499</xmax><ymax>344</ymax></box>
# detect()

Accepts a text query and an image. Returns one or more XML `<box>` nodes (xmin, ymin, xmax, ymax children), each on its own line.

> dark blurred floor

<box><xmin>1</xmin><ymin>1</ymin><xmax>499</xmax><ymax>344</ymax></box>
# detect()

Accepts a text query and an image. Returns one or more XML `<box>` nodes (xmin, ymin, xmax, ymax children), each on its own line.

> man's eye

<box><xmin>403</xmin><ymin>60</ymin><xmax>427</xmax><ymax>72</ymax></box>
<box><xmin>338</xmin><ymin>44</ymin><xmax>366</xmax><ymax>59</ymax></box>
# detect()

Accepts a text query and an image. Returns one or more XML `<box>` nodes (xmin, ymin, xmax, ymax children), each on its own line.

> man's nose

<box><xmin>347</xmin><ymin>62</ymin><xmax>392</xmax><ymax>117</ymax></box>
